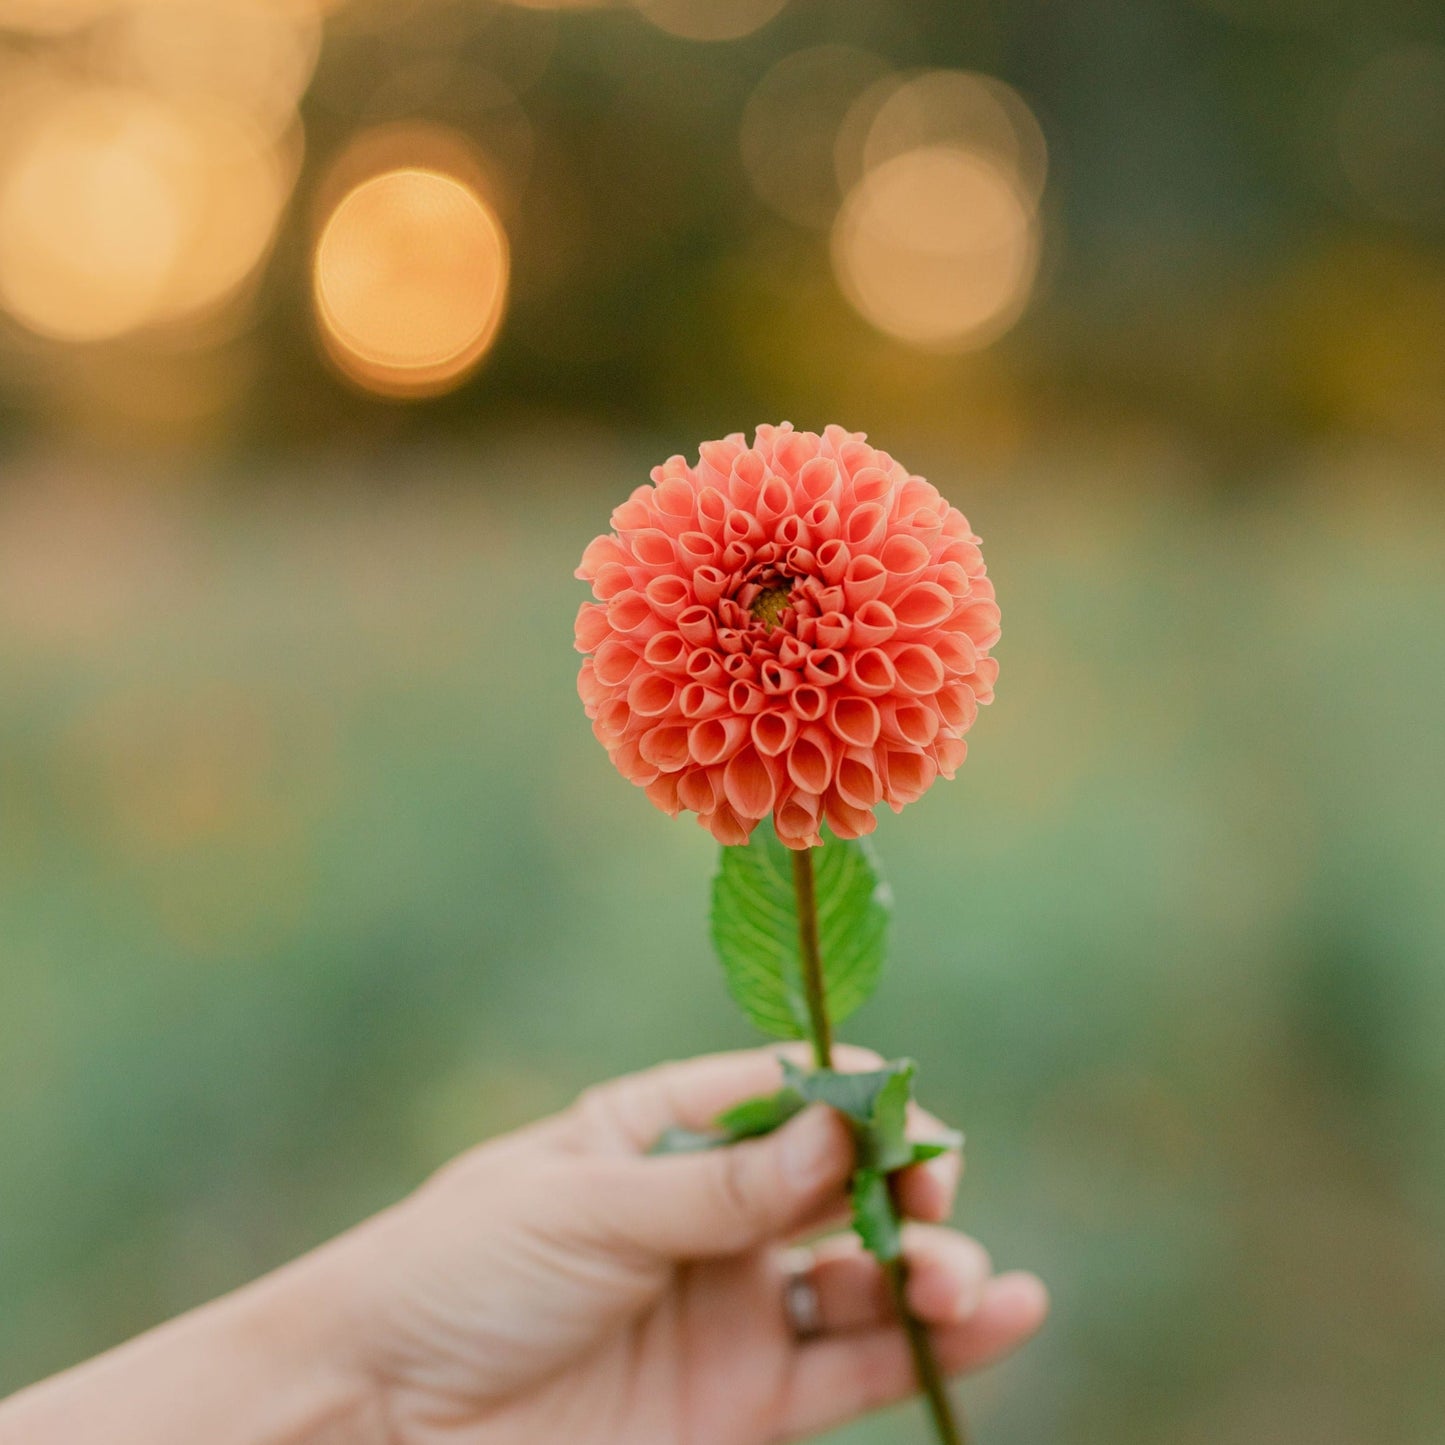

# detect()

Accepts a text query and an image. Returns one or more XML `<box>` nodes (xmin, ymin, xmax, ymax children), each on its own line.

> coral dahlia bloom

<box><xmin>574</xmin><ymin>423</ymin><xmax>1000</xmax><ymax>849</ymax></box>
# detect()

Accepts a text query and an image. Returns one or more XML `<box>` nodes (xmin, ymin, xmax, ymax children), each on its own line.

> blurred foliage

<box><xmin>1</xmin><ymin>437</ymin><xmax>1442</xmax><ymax>1443</ymax></box>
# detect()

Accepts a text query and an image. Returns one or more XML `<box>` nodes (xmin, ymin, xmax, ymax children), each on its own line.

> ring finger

<box><xmin>783</xmin><ymin>1225</ymin><xmax>992</xmax><ymax>1336</ymax></box>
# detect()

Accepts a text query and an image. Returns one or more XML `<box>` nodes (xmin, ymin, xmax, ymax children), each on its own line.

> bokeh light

<box><xmin>634</xmin><ymin>0</ymin><xmax>788</xmax><ymax>42</ymax></box>
<box><xmin>1337</xmin><ymin>46</ymin><xmax>1445</xmax><ymax>228</ymax></box>
<box><xmin>0</xmin><ymin>0</ymin><xmax>121</xmax><ymax>35</ymax></box>
<box><xmin>0</xmin><ymin>79</ymin><xmax>299</xmax><ymax>344</ymax></box>
<box><xmin>313</xmin><ymin>166</ymin><xmax>510</xmax><ymax>398</ymax></box>
<box><xmin>838</xmin><ymin>68</ymin><xmax>1048</xmax><ymax>211</ymax></box>
<box><xmin>0</xmin><ymin>87</ymin><xmax>190</xmax><ymax>343</ymax></box>
<box><xmin>148</xmin><ymin>104</ymin><xmax>298</xmax><ymax>325</ymax></box>
<box><xmin>90</xmin><ymin>0</ymin><xmax>324</xmax><ymax>143</ymax></box>
<box><xmin>831</xmin><ymin>144</ymin><xmax>1040</xmax><ymax>352</ymax></box>
<box><xmin>739</xmin><ymin>45</ymin><xmax>893</xmax><ymax>230</ymax></box>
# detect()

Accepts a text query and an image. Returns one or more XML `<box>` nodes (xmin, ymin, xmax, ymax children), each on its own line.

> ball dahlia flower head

<box><xmin>575</xmin><ymin>423</ymin><xmax>1000</xmax><ymax>849</ymax></box>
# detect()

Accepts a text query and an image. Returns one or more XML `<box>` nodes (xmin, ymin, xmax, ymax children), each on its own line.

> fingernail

<box><xmin>781</xmin><ymin>1107</ymin><xmax>842</xmax><ymax>1192</ymax></box>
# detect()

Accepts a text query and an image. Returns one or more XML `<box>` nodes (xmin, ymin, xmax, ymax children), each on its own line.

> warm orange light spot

<box><xmin>313</xmin><ymin>167</ymin><xmax>509</xmax><ymax>398</ymax></box>
<box><xmin>0</xmin><ymin>0</ymin><xmax>120</xmax><ymax>35</ymax></box>
<box><xmin>634</xmin><ymin>0</ymin><xmax>788</xmax><ymax>42</ymax></box>
<box><xmin>150</xmin><ymin>103</ymin><xmax>297</xmax><ymax>326</ymax></box>
<box><xmin>0</xmin><ymin>89</ymin><xmax>189</xmax><ymax>343</ymax></box>
<box><xmin>854</xmin><ymin>69</ymin><xmax>1048</xmax><ymax>211</ymax></box>
<box><xmin>97</xmin><ymin>0</ymin><xmax>324</xmax><ymax>142</ymax></box>
<box><xmin>831</xmin><ymin>145</ymin><xmax>1039</xmax><ymax>352</ymax></box>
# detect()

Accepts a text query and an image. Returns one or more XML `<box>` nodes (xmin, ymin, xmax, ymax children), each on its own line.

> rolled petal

<box><xmin>644</xmin><ymin>772</ymin><xmax>683</xmax><ymax>815</ymax></box>
<box><xmin>679</xmin><ymin>683</ymin><xmax>727</xmax><ymax>719</ymax></box>
<box><xmin>844</xmin><ymin>502</ymin><xmax>888</xmax><ymax>554</ymax></box>
<box><xmin>728</xmin><ymin>679</ymin><xmax>765</xmax><ymax>716</ymax></box>
<box><xmin>701</xmin><ymin>802</ymin><xmax>752</xmax><ymax>846</ymax></box>
<box><xmin>893</xmin><ymin>582</ymin><xmax>955</xmax><ymax>631</ymax></box>
<box><xmin>937</xmin><ymin>682</ymin><xmax>979</xmax><ymax>732</ymax></box>
<box><xmin>574</xmin><ymin>601</ymin><xmax>611</xmax><ymax>653</ymax></box>
<box><xmin>815</xmin><ymin>611</ymin><xmax>851</xmax><ymax>649</ymax></box>
<box><xmin>627</xmin><ymin>673</ymin><xmax>678</xmax><ymax>717</ymax></box>
<box><xmin>773</xmin><ymin>787</ymin><xmax>823</xmax><ymax>849</ymax></box>
<box><xmin>677</xmin><ymin>605</ymin><xmax>717</xmax><ymax>647</ymax></box>
<box><xmin>829</xmin><ymin>695</ymin><xmax>881</xmax><ymax>748</ymax></box>
<box><xmin>642</xmin><ymin>631</ymin><xmax>690</xmax><ymax>675</ymax></box>
<box><xmin>842</xmin><ymin>555</ymin><xmax>888</xmax><ymax>609</ymax></box>
<box><xmin>689</xmin><ymin>715</ymin><xmax>749</xmax><ymax>766</ymax></box>
<box><xmin>786</xmin><ymin>725</ymin><xmax>836</xmax><ymax>795</ymax></box>
<box><xmin>878</xmin><ymin>532</ymin><xmax>930</xmax><ymax>579</ymax></box>
<box><xmin>849</xmin><ymin>599</ymin><xmax>897</xmax><ymax>648</ymax></box>
<box><xmin>850</xmin><ymin>647</ymin><xmax>898</xmax><ymax>697</ymax></box>
<box><xmin>723</xmin><ymin>744</ymin><xmax>779</xmax><ymax>819</ymax></box>
<box><xmin>789</xmin><ymin>684</ymin><xmax>828</xmax><ymax>722</ymax></box>
<box><xmin>879</xmin><ymin>700</ymin><xmax>940</xmax><ymax>747</ymax></box>
<box><xmin>880</xmin><ymin>746</ymin><xmax>937</xmax><ymax>808</ymax></box>
<box><xmin>822</xmin><ymin>790</ymin><xmax>877</xmax><ymax>839</ymax></box>
<box><xmin>593</xmin><ymin>639</ymin><xmax>642</xmax><ymax>687</ymax></box>
<box><xmin>835</xmin><ymin>748</ymin><xmax>884</xmax><ymax>811</ymax></box>
<box><xmin>644</xmin><ymin>574</ymin><xmax>691</xmax><ymax>620</ymax></box>
<box><xmin>933</xmin><ymin>735</ymin><xmax>968</xmax><ymax>779</ymax></box>
<box><xmin>638</xmin><ymin>724</ymin><xmax>692</xmax><ymax>771</ymax></box>
<box><xmin>677</xmin><ymin>765</ymin><xmax>722</xmax><ymax>814</ymax></box>
<box><xmin>751</xmin><ymin>708</ymin><xmax>798</xmax><ymax>757</ymax></box>
<box><xmin>684</xmin><ymin>648</ymin><xmax>725</xmax><ymax>687</ymax></box>
<box><xmin>816</xmin><ymin>537</ymin><xmax>850</xmax><ymax>585</ymax></box>
<box><xmin>888</xmin><ymin>643</ymin><xmax>946</xmax><ymax>696</ymax></box>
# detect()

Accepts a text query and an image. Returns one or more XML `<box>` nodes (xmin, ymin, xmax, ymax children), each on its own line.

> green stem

<box><xmin>790</xmin><ymin>846</ymin><xmax>968</xmax><ymax>1445</ymax></box>
<box><xmin>790</xmin><ymin>849</ymin><xmax>832</xmax><ymax>1071</ymax></box>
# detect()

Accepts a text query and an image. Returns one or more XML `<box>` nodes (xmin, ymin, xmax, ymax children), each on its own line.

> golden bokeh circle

<box><xmin>634</xmin><ymin>0</ymin><xmax>789</xmax><ymax>42</ymax></box>
<box><xmin>313</xmin><ymin>167</ymin><xmax>509</xmax><ymax>399</ymax></box>
<box><xmin>831</xmin><ymin>144</ymin><xmax>1039</xmax><ymax>352</ymax></box>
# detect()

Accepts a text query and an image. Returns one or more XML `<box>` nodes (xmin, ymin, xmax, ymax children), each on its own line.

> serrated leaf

<box><xmin>851</xmin><ymin>1169</ymin><xmax>903</xmax><ymax>1262</ymax></box>
<box><xmin>710</xmin><ymin>820</ymin><xmax>890</xmax><ymax>1041</ymax></box>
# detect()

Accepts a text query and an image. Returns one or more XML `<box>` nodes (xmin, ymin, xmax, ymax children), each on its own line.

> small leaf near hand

<box><xmin>710</xmin><ymin>821</ymin><xmax>890</xmax><ymax>1041</ymax></box>
<box><xmin>649</xmin><ymin>1084</ymin><xmax>805</xmax><ymax>1155</ymax></box>
<box><xmin>851</xmin><ymin>1169</ymin><xmax>903</xmax><ymax>1262</ymax></box>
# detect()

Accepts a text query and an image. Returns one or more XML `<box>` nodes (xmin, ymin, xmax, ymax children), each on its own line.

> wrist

<box><xmin>0</xmin><ymin>1236</ymin><xmax>391</xmax><ymax>1445</ymax></box>
<box><xmin>234</xmin><ymin>1233</ymin><xmax>393</xmax><ymax>1445</ymax></box>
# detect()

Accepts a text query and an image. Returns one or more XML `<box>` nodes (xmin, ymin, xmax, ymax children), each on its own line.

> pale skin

<box><xmin>0</xmin><ymin>1047</ymin><xmax>1047</xmax><ymax>1445</ymax></box>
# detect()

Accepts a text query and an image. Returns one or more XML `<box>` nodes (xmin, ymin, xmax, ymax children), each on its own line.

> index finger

<box><xmin>562</xmin><ymin>1043</ymin><xmax>886</xmax><ymax>1155</ymax></box>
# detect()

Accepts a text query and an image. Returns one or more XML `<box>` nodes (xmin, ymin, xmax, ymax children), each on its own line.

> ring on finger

<box><xmin>782</xmin><ymin>1249</ymin><xmax>824</xmax><ymax>1341</ymax></box>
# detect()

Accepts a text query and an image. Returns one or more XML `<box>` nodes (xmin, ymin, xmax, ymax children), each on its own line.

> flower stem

<box><xmin>790</xmin><ymin>846</ymin><xmax>968</xmax><ymax>1445</ymax></box>
<box><xmin>789</xmin><ymin>848</ymin><xmax>832</xmax><ymax>1071</ymax></box>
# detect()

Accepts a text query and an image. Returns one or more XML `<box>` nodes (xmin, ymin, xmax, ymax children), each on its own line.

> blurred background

<box><xmin>1</xmin><ymin>0</ymin><xmax>1443</xmax><ymax>1440</ymax></box>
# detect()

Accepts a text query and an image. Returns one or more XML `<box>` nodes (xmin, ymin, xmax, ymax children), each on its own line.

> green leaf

<box><xmin>716</xmin><ymin>1086</ymin><xmax>806</xmax><ymax>1138</ymax></box>
<box><xmin>780</xmin><ymin>1057</ymin><xmax>909</xmax><ymax>1128</ymax></box>
<box><xmin>909</xmin><ymin>1135</ymin><xmax>963</xmax><ymax>1164</ymax></box>
<box><xmin>862</xmin><ymin>1066</ymin><xmax>915</xmax><ymax>1172</ymax></box>
<box><xmin>649</xmin><ymin>1084</ymin><xmax>805</xmax><ymax>1155</ymax></box>
<box><xmin>710</xmin><ymin>820</ymin><xmax>891</xmax><ymax>1040</ymax></box>
<box><xmin>850</xmin><ymin>1169</ymin><xmax>903</xmax><ymax>1262</ymax></box>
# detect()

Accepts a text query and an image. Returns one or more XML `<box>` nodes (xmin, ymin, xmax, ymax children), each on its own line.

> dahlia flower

<box><xmin>575</xmin><ymin>422</ymin><xmax>999</xmax><ymax>848</ymax></box>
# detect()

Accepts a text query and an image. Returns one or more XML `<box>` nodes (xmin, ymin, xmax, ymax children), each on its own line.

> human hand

<box><xmin>318</xmin><ymin>1046</ymin><xmax>1047</xmax><ymax>1444</ymax></box>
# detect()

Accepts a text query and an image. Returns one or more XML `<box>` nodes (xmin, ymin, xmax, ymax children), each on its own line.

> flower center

<box><xmin>749</xmin><ymin>579</ymin><xmax>793</xmax><ymax>632</ymax></box>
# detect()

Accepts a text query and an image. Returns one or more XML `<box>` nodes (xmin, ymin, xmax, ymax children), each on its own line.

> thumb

<box><xmin>583</xmin><ymin>1105</ymin><xmax>855</xmax><ymax>1258</ymax></box>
